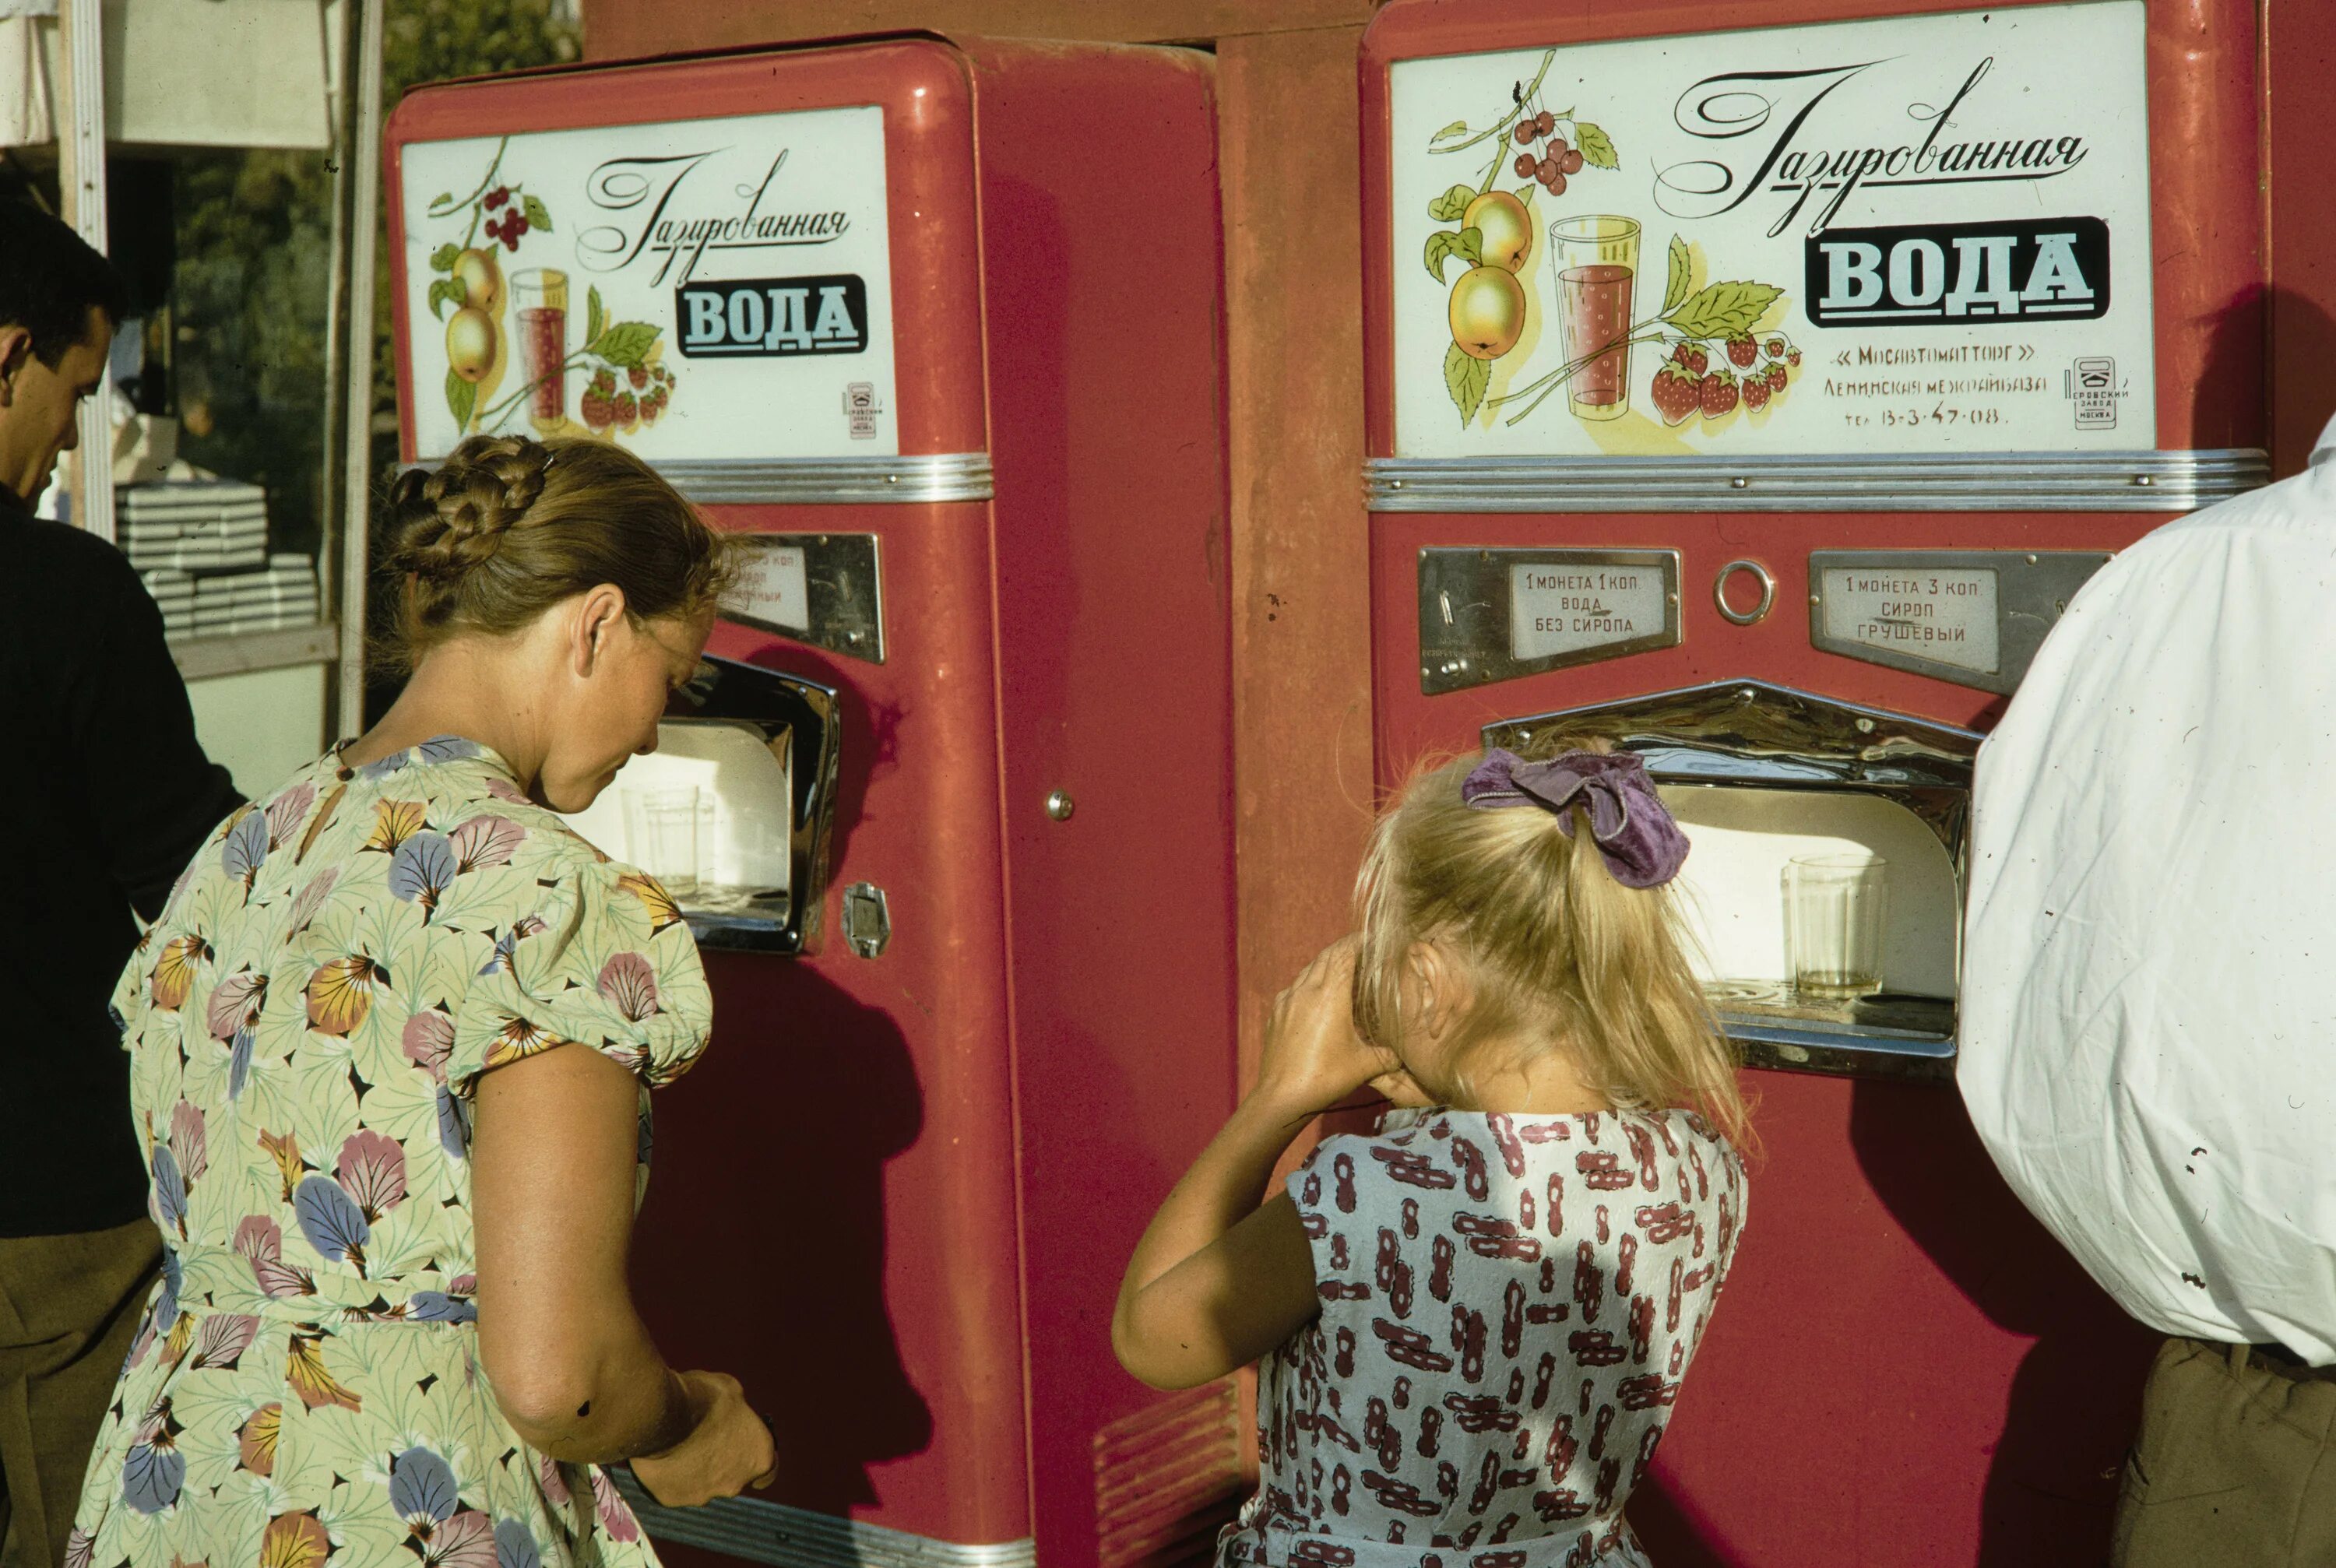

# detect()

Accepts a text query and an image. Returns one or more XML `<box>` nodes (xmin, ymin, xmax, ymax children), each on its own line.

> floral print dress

<box><xmin>69</xmin><ymin>737</ymin><xmax>712</xmax><ymax>1568</ymax></box>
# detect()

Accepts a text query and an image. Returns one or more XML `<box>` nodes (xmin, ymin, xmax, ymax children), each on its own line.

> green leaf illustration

<box><xmin>429</xmin><ymin>243</ymin><xmax>461</xmax><ymax>272</ymax></box>
<box><xmin>1445</xmin><ymin>341</ymin><xmax>1491</xmax><ymax>425</ymax></box>
<box><xmin>586</xmin><ymin>286</ymin><xmax>604</xmax><ymax>347</ymax></box>
<box><xmin>427</xmin><ymin>191</ymin><xmax>454</xmax><ymax>210</ymax></box>
<box><xmin>1430</xmin><ymin>120</ymin><xmax>1470</xmax><ymax>143</ymax></box>
<box><xmin>427</xmin><ymin>277</ymin><xmax>468</xmax><ymax>320</ymax></box>
<box><xmin>1574</xmin><ymin>121</ymin><xmax>1619</xmax><ymax>170</ymax></box>
<box><xmin>589</xmin><ymin>322</ymin><xmax>660</xmax><ymax>368</ymax></box>
<box><xmin>1667</xmin><ymin>280</ymin><xmax>1785</xmax><ymax>339</ymax></box>
<box><xmin>1663</xmin><ymin>235</ymin><xmax>1690</xmax><ymax>315</ymax></box>
<box><xmin>1515</xmin><ymin>185</ymin><xmax>1538</xmax><ymax>206</ymax></box>
<box><xmin>1452</xmin><ymin>227</ymin><xmax>1483</xmax><ymax>266</ymax></box>
<box><xmin>445</xmin><ymin>367</ymin><xmax>477</xmax><ymax>433</ymax></box>
<box><xmin>522</xmin><ymin>194</ymin><xmax>554</xmax><ymax>234</ymax></box>
<box><xmin>1427</xmin><ymin>183</ymin><xmax>1476</xmax><ymax>223</ymax></box>
<box><xmin>1425</xmin><ymin>230</ymin><xmax>1461</xmax><ymax>283</ymax></box>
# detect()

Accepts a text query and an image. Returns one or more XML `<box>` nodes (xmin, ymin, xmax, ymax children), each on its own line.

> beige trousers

<box><xmin>0</xmin><ymin>1222</ymin><xmax>161</xmax><ymax>1568</ymax></box>
<box><xmin>2113</xmin><ymin>1335</ymin><xmax>2336</xmax><ymax>1566</ymax></box>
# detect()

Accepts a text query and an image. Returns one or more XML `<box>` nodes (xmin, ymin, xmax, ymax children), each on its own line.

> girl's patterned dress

<box><xmin>69</xmin><ymin>737</ymin><xmax>712</xmax><ymax>1568</ymax></box>
<box><xmin>1221</xmin><ymin>1107</ymin><xmax>1746</xmax><ymax>1568</ymax></box>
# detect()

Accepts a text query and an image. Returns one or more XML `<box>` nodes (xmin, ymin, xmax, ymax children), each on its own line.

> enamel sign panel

<box><xmin>1808</xmin><ymin>548</ymin><xmax>2111</xmax><ymax>694</ymax></box>
<box><xmin>400</xmin><ymin>107</ymin><xmax>898</xmax><ymax>461</ymax></box>
<box><xmin>1387</xmin><ymin>2</ymin><xmax>2155</xmax><ymax>457</ymax></box>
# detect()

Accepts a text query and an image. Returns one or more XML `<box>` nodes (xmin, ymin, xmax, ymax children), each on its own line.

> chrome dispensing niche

<box><xmin>1483</xmin><ymin>679</ymin><xmax>1980</xmax><ymax>1083</ymax></box>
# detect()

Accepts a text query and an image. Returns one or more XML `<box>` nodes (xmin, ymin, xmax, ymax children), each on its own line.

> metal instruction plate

<box><xmin>720</xmin><ymin>533</ymin><xmax>885</xmax><ymax>663</ymax></box>
<box><xmin>1808</xmin><ymin>549</ymin><xmax>2108</xmax><ymax>695</ymax></box>
<box><xmin>1419</xmin><ymin>548</ymin><xmax>1681</xmax><ymax>695</ymax></box>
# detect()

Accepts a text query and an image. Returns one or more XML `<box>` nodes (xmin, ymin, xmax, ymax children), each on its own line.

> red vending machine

<box><xmin>385</xmin><ymin>36</ymin><xmax>1239</xmax><ymax>1568</ymax></box>
<box><xmin>1360</xmin><ymin>0</ymin><xmax>2324</xmax><ymax>1562</ymax></box>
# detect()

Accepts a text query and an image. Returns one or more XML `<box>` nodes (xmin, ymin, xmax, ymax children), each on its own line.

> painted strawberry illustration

<box><xmin>1764</xmin><ymin>336</ymin><xmax>1785</xmax><ymax>357</ymax></box>
<box><xmin>613</xmin><ymin>390</ymin><xmax>639</xmax><ymax>431</ymax></box>
<box><xmin>1724</xmin><ymin>333</ymin><xmax>1758</xmax><ymax>369</ymax></box>
<box><xmin>1699</xmin><ymin>369</ymin><xmax>1740</xmax><ymax>420</ymax></box>
<box><xmin>1787</xmin><ymin>349</ymin><xmax>1803</xmax><ymax>367</ymax></box>
<box><xmin>1652</xmin><ymin>364</ymin><xmax>1702</xmax><ymax>427</ymax></box>
<box><xmin>1672</xmin><ymin>343</ymin><xmax>1709</xmax><ymax>376</ymax></box>
<box><xmin>1742</xmin><ymin>375</ymin><xmax>1771</xmax><ymax>413</ymax></box>
<box><xmin>581</xmin><ymin>369</ymin><xmax>618</xmax><ymax>431</ymax></box>
<box><xmin>1764</xmin><ymin>363</ymin><xmax>1788</xmax><ymax>393</ymax></box>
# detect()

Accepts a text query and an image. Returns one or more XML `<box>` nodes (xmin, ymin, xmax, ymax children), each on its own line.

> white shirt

<box><xmin>1960</xmin><ymin>413</ymin><xmax>2336</xmax><ymax>1362</ymax></box>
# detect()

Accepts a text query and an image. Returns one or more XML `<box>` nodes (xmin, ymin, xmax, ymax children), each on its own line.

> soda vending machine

<box><xmin>386</xmin><ymin>35</ymin><xmax>1240</xmax><ymax>1568</ymax></box>
<box><xmin>1361</xmin><ymin>0</ymin><xmax>2324</xmax><ymax>1561</ymax></box>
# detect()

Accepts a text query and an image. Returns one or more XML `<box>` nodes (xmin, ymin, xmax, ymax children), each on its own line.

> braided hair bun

<box><xmin>375</xmin><ymin>434</ymin><xmax>733</xmax><ymax>673</ymax></box>
<box><xmin>385</xmin><ymin>436</ymin><xmax>551</xmax><ymax>584</ymax></box>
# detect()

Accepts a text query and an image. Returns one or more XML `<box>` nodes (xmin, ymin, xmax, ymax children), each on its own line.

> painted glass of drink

<box><xmin>510</xmin><ymin>268</ymin><xmax>568</xmax><ymax>432</ymax></box>
<box><xmin>1549</xmin><ymin>216</ymin><xmax>1641</xmax><ymax>421</ymax></box>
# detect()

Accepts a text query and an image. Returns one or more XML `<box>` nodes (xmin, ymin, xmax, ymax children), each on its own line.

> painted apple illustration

<box><xmin>446</xmin><ymin>307</ymin><xmax>495</xmax><ymax>383</ymax></box>
<box><xmin>451</xmin><ymin>248</ymin><xmax>502</xmax><ymax>318</ymax></box>
<box><xmin>1463</xmin><ymin>191</ymin><xmax>1534</xmax><ymax>274</ymax></box>
<box><xmin>1448</xmin><ymin>265</ymin><xmax>1526</xmax><ymax>360</ymax></box>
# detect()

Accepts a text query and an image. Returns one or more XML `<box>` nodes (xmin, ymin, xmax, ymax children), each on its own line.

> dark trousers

<box><xmin>0</xmin><ymin>1221</ymin><xmax>160</xmax><ymax>1568</ymax></box>
<box><xmin>2113</xmin><ymin>1335</ymin><xmax>2336</xmax><ymax>1565</ymax></box>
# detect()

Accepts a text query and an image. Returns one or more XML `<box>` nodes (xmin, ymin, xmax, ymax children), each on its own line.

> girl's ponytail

<box><xmin>1353</xmin><ymin>741</ymin><xmax>1749</xmax><ymax>1148</ymax></box>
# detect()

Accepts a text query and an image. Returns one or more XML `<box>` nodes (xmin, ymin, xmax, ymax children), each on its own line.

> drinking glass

<box><xmin>624</xmin><ymin>786</ymin><xmax>701</xmax><ymax>898</ymax></box>
<box><xmin>1782</xmin><ymin>854</ymin><xmax>1888</xmax><ymax>998</ymax></box>
<box><xmin>510</xmin><ymin>268</ymin><xmax>568</xmax><ymax>431</ymax></box>
<box><xmin>1549</xmin><ymin>215</ymin><xmax>1641</xmax><ymax>421</ymax></box>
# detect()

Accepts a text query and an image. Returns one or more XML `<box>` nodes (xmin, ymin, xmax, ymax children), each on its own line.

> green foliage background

<box><xmin>168</xmin><ymin>0</ymin><xmax>579</xmax><ymax>560</ymax></box>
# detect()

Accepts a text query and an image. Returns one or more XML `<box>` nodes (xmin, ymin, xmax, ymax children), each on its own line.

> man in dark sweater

<box><xmin>0</xmin><ymin>204</ymin><xmax>241</xmax><ymax>1568</ymax></box>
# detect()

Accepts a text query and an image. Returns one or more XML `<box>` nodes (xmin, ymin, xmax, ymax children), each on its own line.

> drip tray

<box><xmin>680</xmin><ymin>884</ymin><xmax>794</xmax><ymax>952</ymax></box>
<box><xmin>1705</xmin><ymin>979</ymin><xmax>1956</xmax><ymax>1082</ymax></box>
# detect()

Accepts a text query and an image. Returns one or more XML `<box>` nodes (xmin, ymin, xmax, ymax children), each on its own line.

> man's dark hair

<box><xmin>0</xmin><ymin>202</ymin><xmax>129</xmax><ymax>367</ymax></box>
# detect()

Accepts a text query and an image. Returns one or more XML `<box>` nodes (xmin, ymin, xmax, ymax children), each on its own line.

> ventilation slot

<box><xmin>1093</xmin><ymin>1380</ymin><xmax>1247</xmax><ymax>1568</ymax></box>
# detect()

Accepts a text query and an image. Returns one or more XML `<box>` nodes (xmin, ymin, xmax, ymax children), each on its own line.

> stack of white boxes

<box><xmin>120</xmin><ymin>479</ymin><xmax>269</xmax><ymax>571</ymax></box>
<box><xmin>121</xmin><ymin>481</ymin><xmax>321</xmax><ymax>640</ymax></box>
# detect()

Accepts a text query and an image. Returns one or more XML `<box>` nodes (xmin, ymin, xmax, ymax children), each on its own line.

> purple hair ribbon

<box><xmin>1459</xmin><ymin>748</ymin><xmax>1690</xmax><ymax>889</ymax></box>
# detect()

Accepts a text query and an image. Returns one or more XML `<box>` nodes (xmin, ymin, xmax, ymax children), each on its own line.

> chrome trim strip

<box><xmin>1365</xmin><ymin>448</ymin><xmax>2270</xmax><ymax>513</ymax></box>
<box><xmin>608</xmin><ymin>1472</ymin><xmax>1035</xmax><ymax>1568</ymax></box>
<box><xmin>658</xmin><ymin>453</ymin><xmax>994</xmax><ymax>505</ymax></box>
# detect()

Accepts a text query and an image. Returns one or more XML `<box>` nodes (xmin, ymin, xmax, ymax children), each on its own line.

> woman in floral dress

<box><xmin>70</xmin><ymin>435</ymin><xmax>775</xmax><ymax>1568</ymax></box>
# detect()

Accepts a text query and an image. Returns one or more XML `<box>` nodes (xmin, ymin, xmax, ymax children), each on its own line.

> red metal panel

<box><xmin>384</xmin><ymin>40</ymin><xmax>989</xmax><ymax>465</ymax></box>
<box><xmin>2265</xmin><ymin>0</ymin><xmax>2336</xmax><ymax>477</ymax></box>
<box><xmin>955</xmin><ymin>39</ymin><xmax>1240</xmax><ymax>1568</ymax></box>
<box><xmin>645</xmin><ymin>505</ymin><xmax>1034</xmax><ymax>1545</ymax></box>
<box><xmin>1356</xmin><ymin>2</ymin><xmax>2278</xmax><ymax>1563</ymax></box>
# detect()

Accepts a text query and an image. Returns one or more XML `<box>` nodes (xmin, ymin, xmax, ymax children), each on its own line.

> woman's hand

<box><xmin>1254</xmin><ymin>937</ymin><xmax>1416</xmax><ymax>1121</ymax></box>
<box><xmin>628</xmin><ymin>1370</ymin><xmax>779</xmax><ymax>1507</ymax></box>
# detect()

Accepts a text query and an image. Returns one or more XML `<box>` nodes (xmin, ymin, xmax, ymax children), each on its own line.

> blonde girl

<box><xmin>1116</xmin><ymin>742</ymin><xmax>1748</xmax><ymax>1568</ymax></box>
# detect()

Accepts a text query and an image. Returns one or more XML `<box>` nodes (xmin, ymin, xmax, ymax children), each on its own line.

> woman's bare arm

<box><xmin>472</xmin><ymin>1042</ymin><xmax>693</xmax><ymax>1462</ymax></box>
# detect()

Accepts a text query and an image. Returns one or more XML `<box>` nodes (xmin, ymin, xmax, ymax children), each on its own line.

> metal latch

<box><xmin>842</xmin><ymin>881</ymin><xmax>891</xmax><ymax>959</ymax></box>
